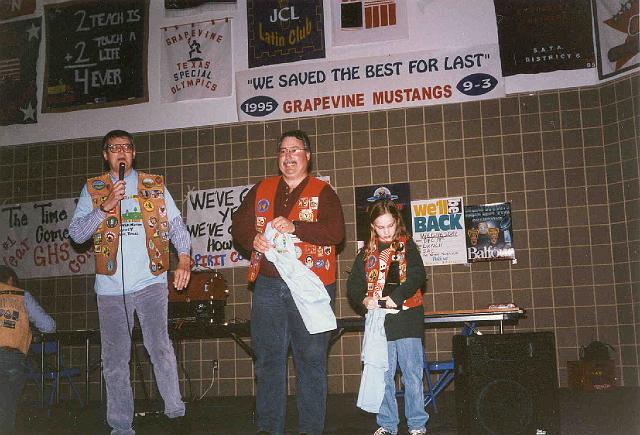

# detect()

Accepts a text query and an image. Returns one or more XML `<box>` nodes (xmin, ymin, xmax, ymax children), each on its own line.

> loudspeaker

<box><xmin>453</xmin><ymin>332</ymin><xmax>560</xmax><ymax>435</ymax></box>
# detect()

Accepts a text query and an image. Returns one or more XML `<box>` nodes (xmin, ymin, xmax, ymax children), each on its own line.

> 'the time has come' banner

<box><xmin>0</xmin><ymin>198</ymin><xmax>94</xmax><ymax>279</ymax></box>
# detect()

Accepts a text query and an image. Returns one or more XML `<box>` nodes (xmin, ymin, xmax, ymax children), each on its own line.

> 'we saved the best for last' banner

<box><xmin>236</xmin><ymin>44</ymin><xmax>504</xmax><ymax>121</ymax></box>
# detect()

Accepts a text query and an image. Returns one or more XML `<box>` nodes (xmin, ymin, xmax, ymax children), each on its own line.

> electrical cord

<box><xmin>118</xmin><ymin>184</ymin><xmax>149</xmax><ymax>401</ymax></box>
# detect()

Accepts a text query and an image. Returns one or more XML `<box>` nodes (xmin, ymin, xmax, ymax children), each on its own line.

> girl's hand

<box><xmin>363</xmin><ymin>296</ymin><xmax>378</xmax><ymax>310</ymax></box>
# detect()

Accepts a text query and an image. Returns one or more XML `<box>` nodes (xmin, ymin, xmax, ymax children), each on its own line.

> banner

<box><xmin>0</xmin><ymin>0</ymin><xmax>35</xmax><ymax>20</ymax></box>
<box><xmin>0</xmin><ymin>17</ymin><xmax>41</xmax><ymax>126</ymax></box>
<box><xmin>0</xmin><ymin>199</ymin><xmax>94</xmax><ymax>279</ymax></box>
<box><xmin>411</xmin><ymin>197</ymin><xmax>467</xmax><ymax>266</ymax></box>
<box><xmin>592</xmin><ymin>0</ymin><xmax>639</xmax><ymax>80</ymax></box>
<box><xmin>186</xmin><ymin>184</ymin><xmax>251</xmax><ymax>270</ymax></box>
<box><xmin>161</xmin><ymin>18</ymin><xmax>232</xmax><ymax>102</ymax></box>
<box><xmin>43</xmin><ymin>0</ymin><xmax>149</xmax><ymax>112</ymax></box>
<box><xmin>247</xmin><ymin>0</ymin><xmax>325</xmax><ymax>68</ymax></box>
<box><xmin>464</xmin><ymin>202</ymin><xmax>515</xmax><ymax>263</ymax></box>
<box><xmin>165</xmin><ymin>1</ymin><xmax>236</xmax><ymax>17</ymax></box>
<box><xmin>165</xmin><ymin>0</ymin><xmax>236</xmax><ymax>10</ymax></box>
<box><xmin>354</xmin><ymin>183</ymin><xmax>411</xmax><ymax>250</ymax></box>
<box><xmin>330</xmin><ymin>0</ymin><xmax>408</xmax><ymax>47</ymax></box>
<box><xmin>237</xmin><ymin>44</ymin><xmax>503</xmax><ymax>121</ymax></box>
<box><xmin>494</xmin><ymin>0</ymin><xmax>595</xmax><ymax>77</ymax></box>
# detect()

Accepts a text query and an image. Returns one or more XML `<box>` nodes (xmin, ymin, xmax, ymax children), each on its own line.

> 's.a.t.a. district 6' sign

<box><xmin>411</xmin><ymin>197</ymin><xmax>467</xmax><ymax>266</ymax></box>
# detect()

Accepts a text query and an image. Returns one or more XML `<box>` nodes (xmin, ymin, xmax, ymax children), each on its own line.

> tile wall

<box><xmin>1</xmin><ymin>73</ymin><xmax>637</xmax><ymax>401</ymax></box>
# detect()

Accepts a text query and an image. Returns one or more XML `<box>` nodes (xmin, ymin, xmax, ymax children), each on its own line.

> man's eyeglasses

<box><xmin>278</xmin><ymin>147</ymin><xmax>306</xmax><ymax>156</ymax></box>
<box><xmin>106</xmin><ymin>143</ymin><xmax>134</xmax><ymax>153</ymax></box>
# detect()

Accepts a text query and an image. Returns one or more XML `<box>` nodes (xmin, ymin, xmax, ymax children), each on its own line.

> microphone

<box><xmin>118</xmin><ymin>162</ymin><xmax>125</xmax><ymax>181</ymax></box>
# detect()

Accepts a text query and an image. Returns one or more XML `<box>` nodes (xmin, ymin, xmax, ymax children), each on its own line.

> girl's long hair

<box><xmin>364</xmin><ymin>199</ymin><xmax>409</xmax><ymax>257</ymax></box>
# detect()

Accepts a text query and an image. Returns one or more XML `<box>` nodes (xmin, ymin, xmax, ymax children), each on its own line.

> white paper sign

<box><xmin>0</xmin><ymin>199</ymin><xmax>94</xmax><ymax>278</ymax></box>
<box><xmin>186</xmin><ymin>184</ymin><xmax>252</xmax><ymax>270</ymax></box>
<box><xmin>411</xmin><ymin>196</ymin><xmax>467</xmax><ymax>266</ymax></box>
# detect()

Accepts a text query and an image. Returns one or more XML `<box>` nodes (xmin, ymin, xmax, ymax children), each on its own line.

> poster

<box><xmin>330</xmin><ymin>0</ymin><xmax>408</xmax><ymax>47</ymax></box>
<box><xmin>0</xmin><ymin>17</ymin><xmax>41</xmax><ymax>126</ymax></box>
<box><xmin>411</xmin><ymin>197</ymin><xmax>467</xmax><ymax>266</ymax></box>
<box><xmin>0</xmin><ymin>199</ymin><xmax>94</xmax><ymax>279</ymax></box>
<box><xmin>43</xmin><ymin>0</ymin><xmax>149</xmax><ymax>112</ymax></box>
<box><xmin>236</xmin><ymin>44</ymin><xmax>504</xmax><ymax>121</ymax></box>
<box><xmin>161</xmin><ymin>18</ymin><xmax>232</xmax><ymax>102</ymax></box>
<box><xmin>494</xmin><ymin>0</ymin><xmax>595</xmax><ymax>77</ymax></box>
<box><xmin>186</xmin><ymin>184</ymin><xmax>251</xmax><ymax>270</ymax></box>
<box><xmin>354</xmin><ymin>183</ymin><xmax>411</xmax><ymax>249</ymax></box>
<box><xmin>464</xmin><ymin>202</ymin><xmax>515</xmax><ymax>262</ymax></box>
<box><xmin>592</xmin><ymin>0</ymin><xmax>639</xmax><ymax>80</ymax></box>
<box><xmin>247</xmin><ymin>0</ymin><xmax>325</xmax><ymax>68</ymax></box>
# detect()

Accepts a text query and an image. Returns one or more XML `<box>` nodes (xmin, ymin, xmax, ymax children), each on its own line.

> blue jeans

<box><xmin>0</xmin><ymin>348</ymin><xmax>27</xmax><ymax>433</ymax></box>
<box><xmin>251</xmin><ymin>275</ymin><xmax>335</xmax><ymax>435</ymax></box>
<box><xmin>97</xmin><ymin>283</ymin><xmax>185</xmax><ymax>435</ymax></box>
<box><xmin>377</xmin><ymin>338</ymin><xmax>429</xmax><ymax>434</ymax></box>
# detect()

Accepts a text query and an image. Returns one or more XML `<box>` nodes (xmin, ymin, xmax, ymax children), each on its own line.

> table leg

<box><xmin>56</xmin><ymin>339</ymin><xmax>60</xmax><ymax>404</ymax></box>
<box><xmin>40</xmin><ymin>337</ymin><xmax>45</xmax><ymax>408</ymax></box>
<box><xmin>85</xmin><ymin>337</ymin><xmax>90</xmax><ymax>403</ymax></box>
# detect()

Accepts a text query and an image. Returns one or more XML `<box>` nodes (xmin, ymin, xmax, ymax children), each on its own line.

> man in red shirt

<box><xmin>232</xmin><ymin>130</ymin><xmax>345</xmax><ymax>435</ymax></box>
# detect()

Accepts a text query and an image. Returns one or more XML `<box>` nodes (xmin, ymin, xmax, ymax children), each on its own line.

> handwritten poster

<box><xmin>411</xmin><ymin>197</ymin><xmax>467</xmax><ymax>266</ymax></box>
<box><xmin>43</xmin><ymin>0</ymin><xmax>149</xmax><ymax>112</ymax></box>
<box><xmin>186</xmin><ymin>184</ymin><xmax>251</xmax><ymax>270</ymax></box>
<box><xmin>0</xmin><ymin>199</ymin><xmax>94</xmax><ymax>279</ymax></box>
<box><xmin>236</xmin><ymin>44</ymin><xmax>503</xmax><ymax>121</ymax></box>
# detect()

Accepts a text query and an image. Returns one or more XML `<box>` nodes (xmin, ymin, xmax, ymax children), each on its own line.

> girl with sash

<box><xmin>347</xmin><ymin>199</ymin><xmax>428</xmax><ymax>435</ymax></box>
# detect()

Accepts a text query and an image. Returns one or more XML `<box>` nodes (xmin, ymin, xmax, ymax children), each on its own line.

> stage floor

<box><xmin>15</xmin><ymin>388</ymin><xmax>640</xmax><ymax>434</ymax></box>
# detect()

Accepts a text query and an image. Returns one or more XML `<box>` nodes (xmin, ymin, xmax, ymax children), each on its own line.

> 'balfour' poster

<box><xmin>464</xmin><ymin>202</ymin><xmax>515</xmax><ymax>263</ymax></box>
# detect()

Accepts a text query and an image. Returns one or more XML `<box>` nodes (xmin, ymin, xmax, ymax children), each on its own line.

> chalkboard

<box><xmin>43</xmin><ymin>0</ymin><xmax>149</xmax><ymax>112</ymax></box>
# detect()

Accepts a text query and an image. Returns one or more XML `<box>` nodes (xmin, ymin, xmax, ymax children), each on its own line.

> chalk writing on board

<box><xmin>43</xmin><ymin>0</ymin><xmax>149</xmax><ymax>112</ymax></box>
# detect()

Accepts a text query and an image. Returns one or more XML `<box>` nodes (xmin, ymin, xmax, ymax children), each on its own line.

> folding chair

<box><xmin>421</xmin><ymin>322</ymin><xmax>477</xmax><ymax>412</ymax></box>
<box><xmin>25</xmin><ymin>341</ymin><xmax>84</xmax><ymax>416</ymax></box>
<box><xmin>397</xmin><ymin>322</ymin><xmax>478</xmax><ymax>412</ymax></box>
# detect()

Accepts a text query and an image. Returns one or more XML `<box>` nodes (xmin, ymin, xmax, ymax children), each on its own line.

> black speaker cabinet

<box><xmin>453</xmin><ymin>332</ymin><xmax>560</xmax><ymax>435</ymax></box>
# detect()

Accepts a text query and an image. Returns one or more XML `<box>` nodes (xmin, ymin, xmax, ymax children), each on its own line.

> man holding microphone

<box><xmin>69</xmin><ymin>129</ymin><xmax>191</xmax><ymax>435</ymax></box>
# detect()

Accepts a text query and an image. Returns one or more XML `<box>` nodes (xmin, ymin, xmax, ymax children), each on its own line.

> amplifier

<box><xmin>453</xmin><ymin>332</ymin><xmax>560</xmax><ymax>435</ymax></box>
<box><xmin>167</xmin><ymin>271</ymin><xmax>228</xmax><ymax>324</ymax></box>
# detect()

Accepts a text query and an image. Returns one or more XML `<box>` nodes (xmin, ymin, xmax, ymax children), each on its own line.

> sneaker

<box><xmin>409</xmin><ymin>429</ymin><xmax>427</xmax><ymax>435</ymax></box>
<box><xmin>373</xmin><ymin>428</ymin><xmax>395</xmax><ymax>435</ymax></box>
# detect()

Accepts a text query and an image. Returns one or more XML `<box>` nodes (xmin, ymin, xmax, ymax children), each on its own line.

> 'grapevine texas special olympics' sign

<box><xmin>0</xmin><ymin>198</ymin><xmax>94</xmax><ymax>278</ymax></box>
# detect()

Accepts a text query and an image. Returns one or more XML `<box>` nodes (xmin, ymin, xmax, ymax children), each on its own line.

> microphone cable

<box><xmin>117</xmin><ymin>165</ymin><xmax>150</xmax><ymax>400</ymax></box>
<box><xmin>117</xmin><ymin>163</ymin><xmax>133</xmax><ymax>344</ymax></box>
